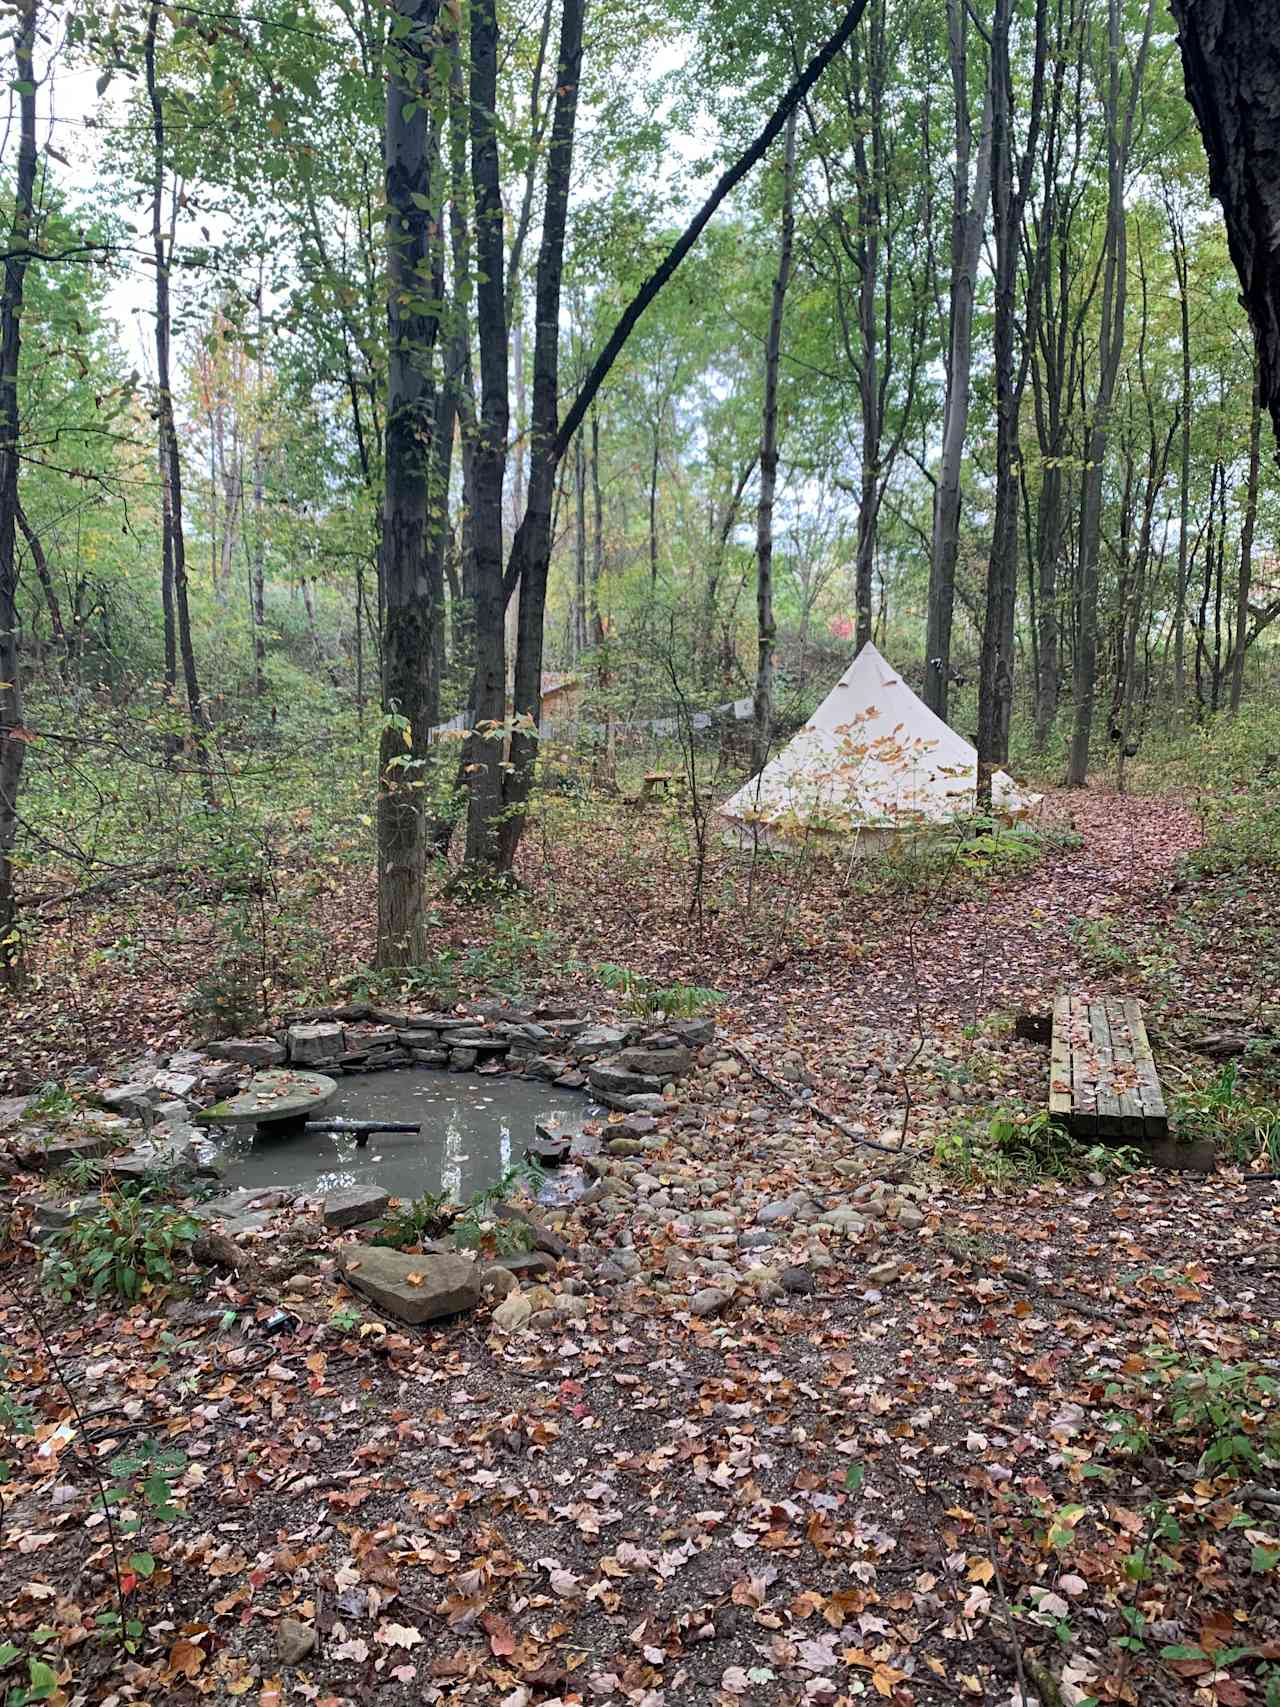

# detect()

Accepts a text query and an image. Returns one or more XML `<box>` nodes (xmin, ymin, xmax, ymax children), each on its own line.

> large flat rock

<box><xmin>322</xmin><ymin>1185</ymin><xmax>390</xmax><ymax>1229</ymax></box>
<box><xmin>340</xmin><ymin>1245</ymin><xmax>480</xmax><ymax>1324</ymax></box>
<box><xmin>194</xmin><ymin>1070</ymin><xmax>337</xmax><ymax>1128</ymax></box>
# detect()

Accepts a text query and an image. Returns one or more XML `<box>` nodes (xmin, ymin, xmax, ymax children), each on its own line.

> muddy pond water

<box><xmin>212</xmin><ymin>1070</ymin><xmax>604</xmax><ymax>1205</ymax></box>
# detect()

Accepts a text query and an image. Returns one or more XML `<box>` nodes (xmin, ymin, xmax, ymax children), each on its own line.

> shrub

<box><xmin>46</xmin><ymin>1192</ymin><xmax>201</xmax><ymax>1301</ymax></box>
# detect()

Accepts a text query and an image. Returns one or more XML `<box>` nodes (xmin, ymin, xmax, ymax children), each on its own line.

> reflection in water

<box><xmin>212</xmin><ymin>1069</ymin><xmax>601</xmax><ymax>1204</ymax></box>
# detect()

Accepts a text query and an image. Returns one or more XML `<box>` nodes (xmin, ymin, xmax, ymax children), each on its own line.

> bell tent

<box><xmin>719</xmin><ymin>642</ymin><xmax>1038</xmax><ymax>851</ymax></box>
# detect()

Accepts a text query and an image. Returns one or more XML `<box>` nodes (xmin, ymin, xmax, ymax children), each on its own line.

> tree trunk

<box><xmin>752</xmin><ymin>110</ymin><xmax>796</xmax><ymax>774</ymax></box>
<box><xmin>924</xmin><ymin>3</ymin><xmax>992</xmax><ymax>720</ymax></box>
<box><xmin>1230</xmin><ymin>375</ymin><xmax>1261</xmax><ymax>711</ymax></box>
<box><xmin>0</xmin><ymin>0</ymin><xmax>37</xmax><ymax>986</ymax></box>
<box><xmin>1066</xmin><ymin>0</ymin><xmax>1155</xmax><ymax>787</ymax></box>
<box><xmin>573</xmin><ymin>430</ymin><xmax>587</xmax><ymax>655</ymax></box>
<box><xmin>462</xmin><ymin>0</ymin><xmax>512</xmax><ymax>872</ymax></box>
<box><xmin>1171</xmin><ymin>0</ymin><xmax>1280</xmax><ymax>453</ymax></box>
<box><xmin>496</xmin><ymin>0</ymin><xmax>586</xmax><ymax>873</ymax></box>
<box><xmin>977</xmin><ymin>0</ymin><xmax>1046</xmax><ymax>798</ymax></box>
<box><xmin>145</xmin><ymin>0</ymin><xmax>212</xmax><ymax>789</ymax></box>
<box><xmin>375</xmin><ymin>0</ymin><xmax>445</xmax><ymax>964</ymax></box>
<box><xmin>1168</xmin><ymin>199</ymin><xmax>1191</xmax><ymax>711</ymax></box>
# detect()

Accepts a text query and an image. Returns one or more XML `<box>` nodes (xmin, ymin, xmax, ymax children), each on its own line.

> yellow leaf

<box><xmin>405</xmin><ymin>1272</ymin><xmax>425</xmax><ymax>1286</ymax></box>
<box><xmin>967</xmin><ymin>1558</ymin><xmax>995</xmax><ymax>1584</ymax></box>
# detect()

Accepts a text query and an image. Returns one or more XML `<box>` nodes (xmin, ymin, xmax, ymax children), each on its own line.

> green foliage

<box><xmin>1097</xmin><ymin>1345</ymin><xmax>1280</xmax><ymax>1481</ymax></box>
<box><xmin>0</xmin><ymin>1346</ymin><xmax>34</xmax><ymax>1481</ymax></box>
<box><xmin>592</xmin><ymin>961</ymin><xmax>722</xmax><ymax>1017</ymax></box>
<box><xmin>1175</xmin><ymin>1062</ymin><xmax>1280</xmax><ymax>1166</ymax></box>
<box><xmin>46</xmin><ymin>1192</ymin><xmax>200</xmax><ymax>1301</ymax></box>
<box><xmin>372</xmin><ymin>1163</ymin><xmax>545</xmax><ymax>1254</ymax></box>
<box><xmin>23</xmin><ymin>1082</ymin><xmax>77</xmax><ymax>1122</ymax></box>
<box><xmin>934</xmin><ymin>1105</ymin><xmax>1145</xmax><ymax>1183</ymax></box>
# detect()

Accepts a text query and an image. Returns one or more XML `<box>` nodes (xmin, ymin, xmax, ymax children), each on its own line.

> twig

<box><xmin>1239</xmin><ymin>1483</ymin><xmax>1280</xmax><ymax>1508</ymax></box>
<box><xmin>727</xmin><ymin>1042</ymin><xmax>907</xmax><ymax>1155</ymax></box>
<box><xmin>982</xmin><ymin>1489</ymin><xmax>1028</xmax><ymax>1705</ymax></box>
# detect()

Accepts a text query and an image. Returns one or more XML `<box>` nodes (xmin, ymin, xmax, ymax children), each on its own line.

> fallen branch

<box><xmin>727</xmin><ymin>1042</ymin><xmax>908</xmax><ymax>1156</ymax></box>
<box><xmin>1239</xmin><ymin>1484</ymin><xmax>1280</xmax><ymax>1509</ymax></box>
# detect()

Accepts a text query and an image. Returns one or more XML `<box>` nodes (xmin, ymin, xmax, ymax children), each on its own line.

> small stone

<box><xmin>781</xmin><ymin>1266</ymin><xmax>816</xmax><ymax>1295</ymax></box>
<box><xmin>896</xmin><ymin>1202</ymin><xmax>925</xmax><ymax>1230</ymax></box>
<box><xmin>492</xmin><ymin>1291</ymin><xmax>532</xmax><ymax>1333</ymax></box>
<box><xmin>607</xmin><ymin>1137</ymin><xmax>644</xmax><ymax>1156</ymax></box>
<box><xmin>553</xmin><ymin>1292</ymin><xmax>590</xmax><ymax>1320</ymax></box>
<box><xmin>690</xmin><ymin>1286</ymin><xmax>733</xmax><ymax>1318</ymax></box>
<box><xmin>481</xmin><ymin>1264</ymin><xmax>518</xmax><ymax>1297</ymax></box>
<box><xmin>277</xmin><ymin>1618</ymin><xmax>317</xmax><ymax>1666</ymax></box>
<box><xmin>450</xmin><ymin>1047</ymin><xmax>478</xmax><ymax>1071</ymax></box>
<box><xmin>867</xmin><ymin>1260</ymin><xmax>901</xmax><ymax>1286</ymax></box>
<box><xmin>322</xmin><ymin>1186</ymin><xmax>390</xmax><ymax>1230</ymax></box>
<box><xmin>490</xmin><ymin>1249</ymin><xmax>556</xmax><ymax>1279</ymax></box>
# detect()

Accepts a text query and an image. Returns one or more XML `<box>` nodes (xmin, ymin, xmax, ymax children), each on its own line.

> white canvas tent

<box><xmin>720</xmin><ymin>642</ymin><xmax>1039</xmax><ymax>851</ymax></box>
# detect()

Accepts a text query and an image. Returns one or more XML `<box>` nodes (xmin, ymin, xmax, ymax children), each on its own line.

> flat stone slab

<box><xmin>322</xmin><ymin>1185</ymin><xmax>390</xmax><ymax>1229</ymax></box>
<box><xmin>211</xmin><ymin>1037</ymin><xmax>287</xmax><ymax>1067</ymax></box>
<box><xmin>339</xmin><ymin>1245</ymin><xmax>480</xmax><ymax>1324</ymax></box>
<box><xmin>195</xmin><ymin>1186</ymin><xmax>287</xmax><ymax>1225</ymax></box>
<box><xmin>194</xmin><ymin>1070</ymin><xmax>337</xmax><ymax>1128</ymax></box>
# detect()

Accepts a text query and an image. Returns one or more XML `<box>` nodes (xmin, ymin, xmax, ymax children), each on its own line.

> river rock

<box><xmin>322</xmin><ymin>1186</ymin><xmax>390</xmax><ymax>1229</ymax></box>
<box><xmin>492</xmin><ymin>1291</ymin><xmax>532</xmax><ymax>1334</ymax></box>
<box><xmin>690</xmin><ymin>1286</ymin><xmax>734</xmax><ymax>1317</ymax></box>
<box><xmin>481</xmin><ymin>1264</ymin><xmax>518</xmax><ymax>1297</ymax></box>
<box><xmin>277</xmin><ymin>1618</ymin><xmax>317</xmax><ymax>1666</ymax></box>
<box><xmin>781</xmin><ymin>1265</ymin><xmax>816</xmax><ymax>1295</ymax></box>
<box><xmin>340</xmin><ymin>1245</ymin><xmax>480</xmax><ymax>1324</ymax></box>
<box><xmin>569</xmin><ymin>1026</ymin><xmax>629</xmax><ymax>1062</ymax></box>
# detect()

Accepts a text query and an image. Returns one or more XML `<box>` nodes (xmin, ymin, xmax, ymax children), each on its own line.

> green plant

<box><xmin>934</xmin><ymin>1105</ymin><xmax>1144</xmax><ymax>1183</ymax></box>
<box><xmin>1071</xmin><ymin>915</ymin><xmax>1129</xmax><ymax>971</ymax></box>
<box><xmin>592</xmin><ymin>961</ymin><xmax>722</xmax><ymax>1018</ymax></box>
<box><xmin>46</xmin><ymin>1192</ymin><xmax>201</xmax><ymax>1301</ymax></box>
<box><xmin>0</xmin><ymin>1345</ymin><xmax>34</xmax><ymax>1481</ymax></box>
<box><xmin>1097</xmin><ymin>1345</ymin><xmax>1280</xmax><ymax>1480</ymax></box>
<box><xmin>24</xmin><ymin>1081</ymin><xmax>76</xmax><ymax>1122</ymax></box>
<box><xmin>372</xmin><ymin>1188</ymin><xmax>454</xmax><ymax>1249</ymax></box>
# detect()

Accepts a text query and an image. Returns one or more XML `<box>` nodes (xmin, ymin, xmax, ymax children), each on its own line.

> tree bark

<box><xmin>375</xmin><ymin>0</ymin><xmax>445</xmax><ymax>964</ymax></box>
<box><xmin>752</xmin><ymin>110</ymin><xmax>797</xmax><ymax>775</ymax></box>
<box><xmin>0</xmin><ymin>0</ymin><xmax>37</xmax><ymax>986</ymax></box>
<box><xmin>1171</xmin><ymin>0</ymin><xmax>1280</xmax><ymax>454</ymax></box>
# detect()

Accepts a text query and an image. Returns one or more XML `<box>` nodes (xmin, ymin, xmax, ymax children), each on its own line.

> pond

<box><xmin>210</xmin><ymin>1069</ymin><xmax>604</xmax><ymax>1206</ymax></box>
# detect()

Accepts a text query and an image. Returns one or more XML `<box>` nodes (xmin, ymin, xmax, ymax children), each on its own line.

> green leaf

<box><xmin>843</xmin><ymin>1463</ymin><xmax>865</xmax><ymax>1494</ymax></box>
<box><xmin>129</xmin><ymin>1551</ymin><xmax>156</xmax><ymax>1578</ymax></box>
<box><xmin>1158</xmin><ymin>1644</ymin><xmax>1207</xmax><ymax>1660</ymax></box>
<box><xmin>0</xmin><ymin>1642</ymin><xmax>19</xmax><ymax>1666</ymax></box>
<box><xmin>1250</xmin><ymin>1545</ymin><xmax>1280</xmax><ymax>1572</ymax></box>
<box><xmin>25</xmin><ymin>1658</ymin><xmax>57</xmax><ymax>1700</ymax></box>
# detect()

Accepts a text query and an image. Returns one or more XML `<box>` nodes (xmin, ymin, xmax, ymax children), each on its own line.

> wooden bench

<box><xmin>1049</xmin><ymin>994</ymin><xmax>1168</xmax><ymax>1140</ymax></box>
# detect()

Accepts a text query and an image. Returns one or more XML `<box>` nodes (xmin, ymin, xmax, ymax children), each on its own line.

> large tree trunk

<box><xmin>461</xmin><ymin>0</ymin><xmax>512</xmax><ymax>872</ymax></box>
<box><xmin>924</xmin><ymin>2</ymin><xmax>991</xmax><ymax>720</ymax></box>
<box><xmin>145</xmin><ymin>0</ymin><xmax>211</xmax><ymax>792</ymax></box>
<box><xmin>496</xmin><ymin>0</ymin><xmax>586</xmax><ymax>874</ymax></box>
<box><xmin>1171</xmin><ymin>0</ymin><xmax>1280</xmax><ymax>454</ymax></box>
<box><xmin>375</xmin><ymin>0</ymin><xmax>445</xmax><ymax>964</ymax></box>
<box><xmin>0</xmin><ymin>0</ymin><xmax>37</xmax><ymax>986</ymax></box>
<box><xmin>1066</xmin><ymin>0</ymin><xmax>1155</xmax><ymax>787</ymax></box>
<box><xmin>752</xmin><ymin>110</ymin><xmax>797</xmax><ymax>775</ymax></box>
<box><xmin>976</xmin><ymin>0</ymin><xmax>1046</xmax><ymax>798</ymax></box>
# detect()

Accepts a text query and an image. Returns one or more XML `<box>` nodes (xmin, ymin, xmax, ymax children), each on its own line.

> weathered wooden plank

<box><xmin>1103</xmin><ymin>997</ymin><xmax>1148</xmax><ymax>1140</ymax></box>
<box><xmin>1049</xmin><ymin>993</ymin><xmax>1073</xmax><ymax>1125</ymax></box>
<box><xmin>1091</xmin><ymin>1001</ymin><xmax>1121</xmax><ymax>1136</ymax></box>
<box><xmin>1070</xmin><ymin>995</ymin><xmax>1098</xmax><ymax>1137</ymax></box>
<box><xmin>1122</xmin><ymin>998</ymin><xmax>1169</xmax><ymax>1138</ymax></box>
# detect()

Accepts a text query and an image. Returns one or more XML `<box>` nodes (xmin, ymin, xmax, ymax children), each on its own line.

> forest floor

<box><xmin>2</xmin><ymin>784</ymin><xmax>1280</xmax><ymax>1707</ymax></box>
